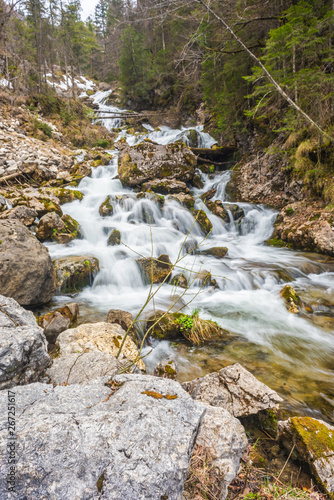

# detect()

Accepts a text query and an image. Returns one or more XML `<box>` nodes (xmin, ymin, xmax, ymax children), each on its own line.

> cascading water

<box><xmin>47</xmin><ymin>90</ymin><xmax>334</xmax><ymax>422</ymax></box>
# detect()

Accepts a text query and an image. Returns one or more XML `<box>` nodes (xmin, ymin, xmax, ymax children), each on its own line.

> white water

<box><xmin>47</xmin><ymin>90</ymin><xmax>334</xmax><ymax>419</ymax></box>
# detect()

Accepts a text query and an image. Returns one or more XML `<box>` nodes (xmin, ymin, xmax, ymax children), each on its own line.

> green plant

<box><xmin>175</xmin><ymin>314</ymin><xmax>194</xmax><ymax>331</ymax></box>
<box><xmin>34</xmin><ymin>120</ymin><xmax>53</xmax><ymax>138</ymax></box>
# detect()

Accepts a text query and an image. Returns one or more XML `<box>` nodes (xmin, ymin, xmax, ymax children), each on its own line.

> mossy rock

<box><xmin>280</xmin><ymin>284</ymin><xmax>300</xmax><ymax>313</ymax></box>
<box><xmin>45</xmin><ymin>188</ymin><xmax>84</xmax><ymax>204</ymax></box>
<box><xmin>107</xmin><ymin>229</ymin><xmax>121</xmax><ymax>246</ymax></box>
<box><xmin>279</xmin><ymin>417</ymin><xmax>334</xmax><ymax>499</ymax></box>
<box><xmin>53</xmin><ymin>256</ymin><xmax>100</xmax><ymax>293</ymax></box>
<box><xmin>200</xmin><ymin>247</ymin><xmax>228</xmax><ymax>258</ymax></box>
<box><xmin>137</xmin><ymin>255</ymin><xmax>172</xmax><ymax>284</ymax></box>
<box><xmin>193</xmin><ymin>209</ymin><xmax>213</xmax><ymax>235</ymax></box>
<box><xmin>99</xmin><ymin>196</ymin><xmax>113</xmax><ymax>217</ymax></box>
<box><xmin>171</xmin><ymin>273</ymin><xmax>188</xmax><ymax>289</ymax></box>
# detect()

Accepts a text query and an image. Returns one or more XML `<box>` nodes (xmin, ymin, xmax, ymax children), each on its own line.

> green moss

<box><xmin>290</xmin><ymin>417</ymin><xmax>334</xmax><ymax>461</ymax></box>
<box><xmin>266</xmin><ymin>237</ymin><xmax>291</xmax><ymax>248</ymax></box>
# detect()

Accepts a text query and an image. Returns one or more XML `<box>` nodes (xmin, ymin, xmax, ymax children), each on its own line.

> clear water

<box><xmin>47</xmin><ymin>91</ymin><xmax>334</xmax><ymax>422</ymax></box>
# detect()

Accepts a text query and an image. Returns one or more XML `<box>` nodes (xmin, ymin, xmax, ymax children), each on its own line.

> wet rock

<box><xmin>47</xmin><ymin>351</ymin><xmax>120</xmax><ymax>385</ymax></box>
<box><xmin>137</xmin><ymin>254</ymin><xmax>172</xmax><ymax>284</ymax></box>
<box><xmin>195</xmin><ymin>405</ymin><xmax>248</xmax><ymax>498</ymax></box>
<box><xmin>148</xmin><ymin>311</ymin><xmax>226</xmax><ymax>345</ymax></box>
<box><xmin>0</xmin><ymin>219</ymin><xmax>56</xmax><ymax>306</ymax></box>
<box><xmin>171</xmin><ymin>273</ymin><xmax>188</xmax><ymax>289</ymax></box>
<box><xmin>278</xmin><ymin>417</ymin><xmax>334</xmax><ymax>498</ymax></box>
<box><xmin>0</xmin><ymin>295</ymin><xmax>51</xmax><ymax>389</ymax></box>
<box><xmin>38</xmin><ymin>303</ymin><xmax>79</xmax><ymax>344</ymax></box>
<box><xmin>280</xmin><ymin>284</ymin><xmax>300</xmax><ymax>314</ymax></box>
<box><xmin>182</xmin><ymin>363</ymin><xmax>283</xmax><ymax>417</ymax></box>
<box><xmin>200</xmin><ymin>247</ymin><xmax>228</xmax><ymax>258</ymax></box>
<box><xmin>274</xmin><ymin>201</ymin><xmax>334</xmax><ymax>257</ymax></box>
<box><xmin>193</xmin><ymin>209</ymin><xmax>213</xmax><ymax>235</ymax></box>
<box><xmin>183</xmin><ymin>238</ymin><xmax>198</xmax><ymax>255</ymax></box>
<box><xmin>200</xmin><ymin>188</ymin><xmax>216</xmax><ymax>201</ymax></box>
<box><xmin>141</xmin><ymin>178</ymin><xmax>189</xmax><ymax>195</ymax></box>
<box><xmin>192</xmin><ymin>172</ymin><xmax>204</xmax><ymax>189</ymax></box>
<box><xmin>107</xmin><ymin>309</ymin><xmax>133</xmax><ymax>333</ymax></box>
<box><xmin>169</xmin><ymin>193</ymin><xmax>195</xmax><ymax>211</ymax></box>
<box><xmin>107</xmin><ymin>228</ymin><xmax>121</xmax><ymax>246</ymax></box>
<box><xmin>185</xmin><ymin>128</ymin><xmax>198</xmax><ymax>148</ymax></box>
<box><xmin>153</xmin><ymin>358</ymin><xmax>178</xmax><ymax>380</ymax></box>
<box><xmin>225</xmin><ymin>203</ymin><xmax>245</xmax><ymax>222</ymax></box>
<box><xmin>36</xmin><ymin>212</ymin><xmax>80</xmax><ymax>243</ymax></box>
<box><xmin>194</xmin><ymin>269</ymin><xmax>214</xmax><ymax>287</ymax></box>
<box><xmin>0</xmin><ymin>374</ymin><xmax>205</xmax><ymax>499</ymax></box>
<box><xmin>206</xmin><ymin>200</ymin><xmax>229</xmax><ymax>222</ymax></box>
<box><xmin>0</xmin><ymin>194</ymin><xmax>6</xmax><ymax>211</ymax></box>
<box><xmin>99</xmin><ymin>196</ymin><xmax>114</xmax><ymax>217</ymax></box>
<box><xmin>0</xmin><ymin>205</ymin><xmax>37</xmax><ymax>226</ymax></box>
<box><xmin>53</xmin><ymin>255</ymin><xmax>99</xmax><ymax>293</ymax></box>
<box><xmin>56</xmin><ymin>322</ymin><xmax>145</xmax><ymax>371</ymax></box>
<box><xmin>118</xmin><ymin>141</ymin><xmax>196</xmax><ymax>188</ymax></box>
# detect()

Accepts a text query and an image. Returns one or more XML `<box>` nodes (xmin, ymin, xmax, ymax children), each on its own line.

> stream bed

<box><xmin>47</xmin><ymin>90</ymin><xmax>334</xmax><ymax>423</ymax></box>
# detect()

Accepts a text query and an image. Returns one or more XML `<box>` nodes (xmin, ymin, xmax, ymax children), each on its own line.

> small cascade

<box><xmin>47</xmin><ymin>89</ymin><xmax>334</xmax><ymax>420</ymax></box>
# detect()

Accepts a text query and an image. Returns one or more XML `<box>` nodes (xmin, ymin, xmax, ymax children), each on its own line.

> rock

<box><xmin>0</xmin><ymin>374</ymin><xmax>205</xmax><ymax>499</ymax></box>
<box><xmin>185</xmin><ymin>128</ymin><xmax>198</xmax><ymax>148</ymax></box>
<box><xmin>47</xmin><ymin>351</ymin><xmax>120</xmax><ymax>385</ymax></box>
<box><xmin>194</xmin><ymin>405</ymin><xmax>248</xmax><ymax>499</ymax></box>
<box><xmin>0</xmin><ymin>219</ymin><xmax>56</xmax><ymax>306</ymax></box>
<box><xmin>225</xmin><ymin>203</ymin><xmax>245</xmax><ymax>222</ymax></box>
<box><xmin>171</xmin><ymin>273</ymin><xmax>188</xmax><ymax>288</ymax></box>
<box><xmin>169</xmin><ymin>193</ymin><xmax>195</xmax><ymax>211</ymax></box>
<box><xmin>0</xmin><ymin>295</ymin><xmax>51</xmax><ymax>389</ymax></box>
<box><xmin>192</xmin><ymin>172</ymin><xmax>204</xmax><ymax>189</ymax></box>
<box><xmin>0</xmin><ymin>194</ymin><xmax>6</xmax><ymax>211</ymax></box>
<box><xmin>118</xmin><ymin>141</ymin><xmax>196</xmax><ymax>188</ymax></box>
<box><xmin>141</xmin><ymin>179</ymin><xmax>189</xmax><ymax>195</ymax></box>
<box><xmin>200</xmin><ymin>188</ymin><xmax>216</xmax><ymax>201</ymax></box>
<box><xmin>137</xmin><ymin>254</ymin><xmax>172</xmax><ymax>284</ymax></box>
<box><xmin>53</xmin><ymin>255</ymin><xmax>99</xmax><ymax>293</ymax></box>
<box><xmin>200</xmin><ymin>247</ymin><xmax>228</xmax><ymax>258</ymax></box>
<box><xmin>278</xmin><ymin>417</ymin><xmax>334</xmax><ymax>498</ymax></box>
<box><xmin>38</xmin><ymin>303</ymin><xmax>79</xmax><ymax>344</ymax></box>
<box><xmin>206</xmin><ymin>200</ymin><xmax>230</xmax><ymax>222</ymax></box>
<box><xmin>56</xmin><ymin>322</ymin><xmax>145</xmax><ymax>371</ymax></box>
<box><xmin>36</xmin><ymin>212</ymin><xmax>80</xmax><ymax>243</ymax></box>
<box><xmin>107</xmin><ymin>228</ymin><xmax>120</xmax><ymax>246</ymax></box>
<box><xmin>44</xmin><ymin>187</ymin><xmax>84</xmax><ymax>204</ymax></box>
<box><xmin>99</xmin><ymin>196</ymin><xmax>114</xmax><ymax>217</ymax></box>
<box><xmin>280</xmin><ymin>284</ymin><xmax>300</xmax><ymax>314</ymax></box>
<box><xmin>194</xmin><ymin>269</ymin><xmax>213</xmax><ymax>286</ymax></box>
<box><xmin>148</xmin><ymin>311</ymin><xmax>226</xmax><ymax>345</ymax></box>
<box><xmin>182</xmin><ymin>363</ymin><xmax>283</xmax><ymax>417</ymax></box>
<box><xmin>193</xmin><ymin>209</ymin><xmax>213</xmax><ymax>235</ymax></box>
<box><xmin>153</xmin><ymin>358</ymin><xmax>178</xmax><ymax>380</ymax></box>
<box><xmin>107</xmin><ymin>309</ymin><xmax>134</xmax><ymax>334</ymax></box>
<box><xmin>183</xmin><ymin>238</ymin><xmax>198</xmax><ymax>255</ymax></box>
<box><xmin>0</xmin><ymin>205</ymin><xmax>37</xmax><ymax>226</ymax></box>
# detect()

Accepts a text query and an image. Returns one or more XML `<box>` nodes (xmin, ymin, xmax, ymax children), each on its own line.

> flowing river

<box><xmin>47</xmin><ymin>90</ymin><xmax>334</xmax><ymax>422</ymax></box>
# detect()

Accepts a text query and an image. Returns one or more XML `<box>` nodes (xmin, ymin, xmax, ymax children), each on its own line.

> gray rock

<box><xmin>0</xmin><ymin>295</ymin><xmax>51</xmax><ymax>389</ymax></box>
<box><xmin>53</xmin><ymin>255</ymin><xmax>99</xmax><ymax>293</ymax></box>
<box><xmin>182</xmin><ymin>363</ymin><xmax>282</xmax><ymax>417</ymax></box>
<box><xmin>278</xmin><ymin>416</ymin><xmax>334</xmax><ymax>498</ymax></box>
<box><xmin>47</xmin><ymin>351</ymin><xmax>120</xmax><ymax>385</ymax></box>
<box><xmin>0</xmin><ymin>205</ymin><xmax>38</xmax><ymax>226</ymax></box>
<box><xmin>0</xmin><ymin>374</ymin><xmax>206</xmax><ymax>499</ymax></box>
<box><xmin>196</xmin><ymin>406</ymin><xmax>248</xmax><ymax>499</ymax></box>
<box><xmin>0</xmin><ymin>219</ymin><xmax>56</xmax><ymax>306</ymax></box>
<box><xmin>38</xmin><ymin>302</ymin><xmax>79</xmax><ymax>344</ymax></box>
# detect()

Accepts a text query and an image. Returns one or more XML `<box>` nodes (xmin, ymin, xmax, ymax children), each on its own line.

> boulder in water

<box><xmin>107</xmin><ymin>309</ymin><xmax>134</xmax><ymax>333</ymax></box>
<box><xmin>141</xmin><ymin>178</ymin><xmax>189</xmax><ymax>195</ymax></box>
<box><xmin>137</xmin><ymin>254</ymin><xmax>172</xmax><ymax>284</ymax></box>
<box><xmin>225</xmin><ymin>203</ymin><xmax>245</xmax><ymax>222</ymax></box>
<box><xmin>200</xmin><ymin>188</ymin><xmax>216</xmax><ymax>201</ymax></box>
<box><xmin>200</xmin><ymin>247</ymin><xmax>228</xmax><ymax>258</ymax></box>
<box><xmin>193</xmin><ymin>209</ymin><xmax>213</xmax><ymax>235</ymax></box>
<box><xmin>280</xmin><ymin>284</ymin><xmax>300</xmax><ymax>314</ymax></box>
<box><xmin>38</xmin><ymin>303</ymin><xmax>79</xmax><ymax>344</ymax></box>
<box><xmin>206</xmin><ymin>199</ymin><xmax>229</xmax><ymax>222</ymax></box>
<box><xmin>171</xmin><ymin>273</ymin><xmax>188</xmax><ymax>289</ymax></box>
<box><xmin>0</xmin><ymin>219</ymin><xmax>56</xmax><ymax>306</ymax></box>
<box><xmin>0</xmin><ymin>295</ymin><xmax>51</xmax><ymax>389</ymax></box>
<box><xmin>99</xmin><ymin>196</ymin><xmax>114</xmax><ymax>217</ymax></box>
<box><xmin>107</xmin><ymin>228</ymin><xmax>121</xmax><ymax>246</ymax></box>
<box><xmin>118</xmin><ymin>141</ymin><xmax>196</xmax><ymax>188</ymax></box>
<box><xmin>278</xmin><ymin>417</ymin><xmax>334</xmax><ymax>498</ymax></box>
<box><xmin>153</xmin><ymin>358</ymin><xmax>178</xmax><ymax>380</ymax></box>
<box><xmin>169</xmin><ymin>193</ymin><xmax>195</xmax><ymax>211</ymax></box>
<box><xmin>182</xmin><ymin>363</ymin><xmax>283</xmax><ymax>417</ymax></box>
<box><xmin>36</xmin><ymin>212</ymin><xmax>80</xmax><ymax>243</ymax></box>
<box><xmin>53</xmin><ymin>255</ymin><xmax>99</xmax><ymax>293</ymax></box>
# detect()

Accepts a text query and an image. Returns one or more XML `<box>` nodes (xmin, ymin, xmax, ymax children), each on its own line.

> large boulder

<box><xmin>0</xmin><ymin>295</ymin><xmax>51</xmax><ymax>389</ymax></box>
<box><xmin>47</xmin><ymin>351</ymin><xmax>120</xmax><ymax>385</ymax></box>
<box><xmin>53</xmin><ymin>255</ymin><xmax>99</xmax><ymax>293</ymax></box>
<box><xmin>36</xmin><ymin>212</ymin><xmax>81</xmax><ymax>243</ymax></box>
<box><xmin>38</xmin><ymin>303</ymin><xmax>79</xmax><ymax>344</ymax></box>
<box><xmin>193</xmin><ymin>209</ymin><xmax>213</xmax><ymax>235</ymax></box>
<box><xmin>0</xmin><ymin>219</ymin><xmax>56</xmax><ymax>306</ymax></box>
<box><xmin>190</xmin><ymin>406</ymin><xmax>248</xmax><ymax>499</ymax></box>
<box><xmin>137</xmin><ymin>254</ymin><xmax>172</xmax><ymax>284</ymax></box>
<box><xmin>278</xmin><ymin>417</ymin><xmax>334</xmax><ymax>499</ymax></box>
<box><xmin>0</xmin><ymin>374</ymin><xmax>206</xmax><ymax>499</ymax></box>
<box><xmin>56</xmin><ymin>322</ymin><xmax>145</xmax><ymax>371</ymax></box>
<box><xmin>141</xmin><ymin>179</ymin><xmax>189</xmax><ymax>195</ymax></box>
<box><xmin>0</xmin><ymin>205</ymin><xmax>37</xmax><ymax>226</ymax></box>
<box><xmin>118</xmin><ymin>141</ymin><xmax>197</xmax><ymax>188</ymax></box>
<box><xmin>182</xmin><ymin>363</ymin><xmax>283</xmax><ymax>417</ymax></box>
<box><xmin>107</xmin><ymin>309</ymin><xmax>133</xmax><ymax>333</ymax></box>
